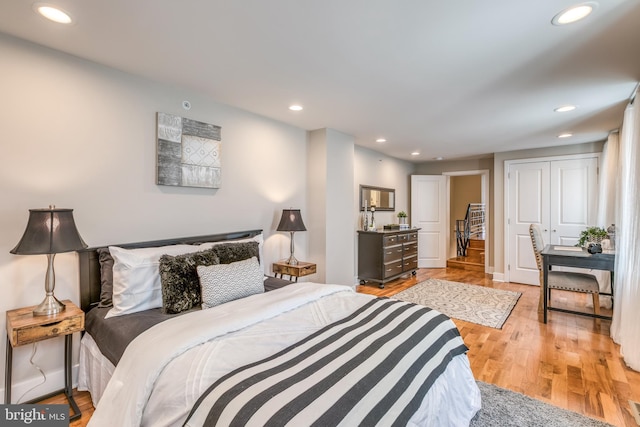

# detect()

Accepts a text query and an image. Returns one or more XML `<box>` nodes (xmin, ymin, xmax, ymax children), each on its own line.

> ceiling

<box><xmin>1</xmin><ymin>1</ymin><xmax>639</xmax><ymax>162</ymax></box>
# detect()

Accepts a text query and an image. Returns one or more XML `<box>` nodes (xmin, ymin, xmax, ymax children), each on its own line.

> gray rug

<box><xmin>472</xmin><ymin>381</ymin><xmax>614</xmax><ymax>426</ymax></box>
<box><xmin>392</xmin><ymin>279</ymin><xmax>521</xmax><ymax>328</ymax></box>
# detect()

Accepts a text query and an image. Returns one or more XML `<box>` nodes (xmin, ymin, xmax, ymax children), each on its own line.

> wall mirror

<box><xmin>360</xmin><ymin>185</ymin><xmax>395</xmax><ymax>211</ymax></box>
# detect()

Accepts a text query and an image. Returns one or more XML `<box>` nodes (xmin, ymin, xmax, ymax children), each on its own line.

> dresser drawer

<box><xmin>383</xmin><ymin>245</ymin><xmax>403</xmax><ymax>262</ymax></box>
<box><xmin>403</xmin><ymin>242</ymin><xmax>418</xmax><ymax>257</ymax></box>
<box><xmin>383</xmin><ymin>260</ymin><xmax>403</xmax><ymax>278</ymax></box>
<box><xmin>402</xmin><ymin>255</ymin><xmax>418</xmax><ymax>272</ymax></box>
<box><xmin>383</xmin><ymin>235</ymin><xmax>399</xmax><ymax>246</ymax></box>
<box><xmin>406</xmin><ymin>232</ymin><xmax>418</xmax><ymax>242</ymax></box>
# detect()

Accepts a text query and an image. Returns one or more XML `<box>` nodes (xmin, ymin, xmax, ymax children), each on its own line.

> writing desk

<box><xmin>541</xmin><ymin>244</ymin><xmax>615</xmax><ymax>323</ymax></box>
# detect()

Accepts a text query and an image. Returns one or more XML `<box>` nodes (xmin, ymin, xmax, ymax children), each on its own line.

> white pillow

<box><xmin>106</xmin><ymin>243</ymin><xmax>211</xmax><ymax>318</ymax></box>
<box><xmin>197</xmin><ymin>256</ymin><xmax>264</xmax><ymax>309</ymax></box>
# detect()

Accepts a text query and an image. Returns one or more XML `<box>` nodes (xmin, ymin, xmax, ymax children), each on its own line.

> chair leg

<box><xmin>593</xmin><ymin>293</ymin><xmax>600</xmax><ymax>316</ymax></box>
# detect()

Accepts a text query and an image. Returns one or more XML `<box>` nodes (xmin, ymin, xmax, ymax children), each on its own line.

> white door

<box><xmin>506</xmin><ymin>156</ymin><xmax>598</xmax><ymax>285</ymax></box>
<box><xmin>411</xmin><ymin>175</ymin><xmax>448</xmax><ymax>268</ymax></box>
<box><xmin>507</xmin><ymin>161</ymin><xmax>550</xmax><ymax>285</ymax></box>
<box><xmin>550</xmin><ymin>159</ymin><xmax>598</xmax><ymax>246</ymax></box>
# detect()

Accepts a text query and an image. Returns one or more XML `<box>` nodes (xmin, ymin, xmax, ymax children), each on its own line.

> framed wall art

<box><xmin>156</xmin><ymin>112</ymin><xmax>222</xmax><ymax>188</ymax></box>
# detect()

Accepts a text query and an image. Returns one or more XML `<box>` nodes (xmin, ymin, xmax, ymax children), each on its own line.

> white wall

<box><xmin>0</xmin><ymin>34</ymin><xmax>309</xmax><ymax>400</ymax></box>
<box><xmin>354</xmin><ymin>146</ymin><xmax>415</xmax><ymax>227</ymax></box>
<box><xmin>307</xmin><ymin>129</ymin><xmax>356</xmax><ymax>285</ymax></box>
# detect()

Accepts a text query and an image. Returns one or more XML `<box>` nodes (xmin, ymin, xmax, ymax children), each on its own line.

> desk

<box><xmin>541</xmin><ymin>244</ymin><xmax>615</xmax><ymax>323</ymax></box>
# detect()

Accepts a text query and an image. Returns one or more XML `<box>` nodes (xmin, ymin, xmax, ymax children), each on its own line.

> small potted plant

<box><xmin>576</xmin><ymin>226</ymin><xmax>608</xmax><ymax>247</ymax></box>
<box><xmin>397</xmin><ymin>211</ymin><xmax>408</xmax><ymax>226</ymax></box>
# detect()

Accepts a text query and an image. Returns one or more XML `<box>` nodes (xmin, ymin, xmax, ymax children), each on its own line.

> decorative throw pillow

<box><xmin>211</xmin><ymin>241</ymin><xmax>260</xmax><ymax>265</ymax></box>
<box><xmin>106</xmin><ymin>244</ymin><xmax>204</xmax><ymax>319</ymax></box>
<box><xmin>197</xmin><ymin>256</ymin><xmax>264</xmax><ymax>309</ymax></box>
<box><xmin>159</xmin><ymin>249</ymin><xmax>220</xmax><ymax>314</ymax></box>
<box><xmin>97</xmin><ymin>247</ymin><xmax>115</xmax><ymax>308</ymax></box>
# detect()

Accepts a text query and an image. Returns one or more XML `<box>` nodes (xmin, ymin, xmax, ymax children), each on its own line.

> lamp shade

<box><xmin>11</xmin><ymin>208</ymin><xmax>87</xmax><ymax>255</ymax></box>
<box><xmin>276</xmin><ymin>209</ymin><xmax>307</xmax><ymax>232</ymax></box>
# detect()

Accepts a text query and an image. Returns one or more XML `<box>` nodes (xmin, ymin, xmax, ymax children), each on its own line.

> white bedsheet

<box><xmin>86</xmin><ymin>283</ymin><xmax>480</xmax><ymax>427</ymax></box>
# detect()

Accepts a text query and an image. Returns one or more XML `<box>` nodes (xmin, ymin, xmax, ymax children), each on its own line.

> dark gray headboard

<box><xmin>77</xmin><ymin>229</ymin><xmax>263</xmax><ymax>312</ymax></box>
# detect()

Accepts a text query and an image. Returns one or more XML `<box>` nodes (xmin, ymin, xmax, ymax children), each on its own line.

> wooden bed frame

<box><xmin>77</xmin><ymin>229</ymin><xmax>263</xmax><ymax>312</ymax></box>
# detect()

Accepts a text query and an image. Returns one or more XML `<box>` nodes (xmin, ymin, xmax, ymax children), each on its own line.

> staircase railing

<box><xmin>456</xmin><ymin>203</ymin><xmax>485</xmax><ymax>256</ymax></box>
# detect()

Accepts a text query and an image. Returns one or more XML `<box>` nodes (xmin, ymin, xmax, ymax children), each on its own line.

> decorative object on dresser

<box><xmin>276</xmin><ymin>208</ymin><xmax>307</xmax><ymax>265</ymax></box>
<box><xmin>397</xmin><ymin>210</ymin><xmax>409</xmax><ymax>229</ymax></box>
<box><xmin>10</xmin><ymin>207</ymin><xmax>87</xmax><ymax>316</ymax></box>
<box><xmin>156</xmin><ymin>112</ymin><xmax>222</xmax><ymax>188</ymax></box>
<box><xmin>357</xmin><ymin>228</ymin><xmax>420</xmax><ymax>289</ymax></box>
<box><xmin>272</xmin><ymin>260</ymin><xmax>316</xmax><ymax>282</ymax></box>
<box><xmin>5</xmin><ymin>300</ymin><xmax>84</xmax><ymax>419</ymax></box>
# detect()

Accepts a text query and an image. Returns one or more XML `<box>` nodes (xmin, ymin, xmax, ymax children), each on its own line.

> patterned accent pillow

<box><xmin>159</xmin><ymin>249</ymin><xmax>220</xmax><ymax>314</ymax></box>
<box><xmin>211</xmin><ymin>241</ymin><xmax>260</xmax><ymax>265</ymax></box>
<box><xmin>197</xmin><ymin>257</ymin><xmax>264</xmax><ymax>309</ymax></box>
<box><xmin>97</xmin><ymin>247</ymin><xmax>115</xmax><ymax>308</ymax></box>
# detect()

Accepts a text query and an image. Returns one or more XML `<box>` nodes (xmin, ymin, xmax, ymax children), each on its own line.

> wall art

<box><xmin>156</xmin><ymin>112</ymin><xmax>222</xmax><ymax>188</ymax></box>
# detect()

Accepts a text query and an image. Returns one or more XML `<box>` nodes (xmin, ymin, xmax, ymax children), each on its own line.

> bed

<box><xmin>76</xmin><ymin>229</ymin><xmax>481</xmax><ymax>427</ymax></box>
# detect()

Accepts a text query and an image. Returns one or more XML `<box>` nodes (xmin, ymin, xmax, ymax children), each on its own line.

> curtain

<box><xmin>591</xmin><ymin>133</ymin><xmax>620</xmax><ymax>307</ymax></box>
<box><xmin>611</xmin><ymin>89</ymin><xmax>640</xmax><ymax>371</ymax></box>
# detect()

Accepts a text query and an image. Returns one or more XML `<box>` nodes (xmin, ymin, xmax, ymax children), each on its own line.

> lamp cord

<box><xmin>16</xmin><ymin>342</ymin><xmax>47</xmax><ymax>404</ymax></box>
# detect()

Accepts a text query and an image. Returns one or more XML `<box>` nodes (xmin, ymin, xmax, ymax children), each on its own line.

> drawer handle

<box><xmin>40</xmin><ymin>321</ymin><xmax>62</xmax><ymax>327</ymax></box>
<box><xmin>386</xmin><ymin>268</ymin><xmax>393</xmax><ymax>272</ymax></box>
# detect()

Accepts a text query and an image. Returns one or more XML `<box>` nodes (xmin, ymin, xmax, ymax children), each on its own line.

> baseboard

<box><xmin>1</xmin><ymin>364</ymin><xmax>79</xmax><ymax>404</ymax></box>
<box><xmin>492</xmin><ymin>272</ymin><xmax>505</xmax><ymax>282</ymax></box>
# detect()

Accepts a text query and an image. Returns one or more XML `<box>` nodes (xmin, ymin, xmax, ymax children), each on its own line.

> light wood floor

<box><xmin>43</xmin><ymin>268</ymin><xmax>640</xmax><ymax>427</ymax></box>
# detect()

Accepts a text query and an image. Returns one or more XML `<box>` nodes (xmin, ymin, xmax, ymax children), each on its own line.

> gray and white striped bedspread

<box><xmin>183</xmin><ymin>297</ymin><xmax>468</xmax><ymax>427</ymax></box>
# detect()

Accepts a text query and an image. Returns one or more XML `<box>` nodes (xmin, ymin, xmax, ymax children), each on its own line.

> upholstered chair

<box><xmin>529</xmin><ymin>224</ymin><xmax>600</xmax><ymax>320</ymax></box>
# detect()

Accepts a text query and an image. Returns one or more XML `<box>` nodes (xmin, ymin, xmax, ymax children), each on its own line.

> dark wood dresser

<box><xmin>357</xmin><ymin>228</ymin><xmax>420</xmax><ymax>288</ymax></box>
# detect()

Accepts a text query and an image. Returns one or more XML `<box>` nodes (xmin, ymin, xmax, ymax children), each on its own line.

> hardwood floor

<box><xmin>43</xmin><ymin>268</ymin><xmax>640</xmax><ymax>426</ymax></box>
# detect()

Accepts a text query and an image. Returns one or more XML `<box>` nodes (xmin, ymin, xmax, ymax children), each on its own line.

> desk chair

<box><xmin>529</xmin><ymin>224</ymin><xmax>600</xmax><ymax>319</ymax></box>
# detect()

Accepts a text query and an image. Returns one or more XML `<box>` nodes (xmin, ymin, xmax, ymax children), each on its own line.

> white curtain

<box><xmin>591</xmin><ymin>133</ymin><xmax>620</xmax><ymax>307</ymax></box>
<box><xmin>611</xmin><ymin>89</ymin><xmax>640</xmax><ymax>371</ymax></box>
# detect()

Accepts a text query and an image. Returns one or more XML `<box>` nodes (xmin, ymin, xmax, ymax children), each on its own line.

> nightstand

<box><xmin>5</xmin><ymin>300</ymin><xmax>84</xmax><ymax>420</ymax></box>
<box><xmin>272</xmin><ymin>261</ymin><xmax>316</xmax><ymax>282</ymax></box>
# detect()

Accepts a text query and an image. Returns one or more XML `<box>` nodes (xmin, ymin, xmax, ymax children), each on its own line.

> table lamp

<box><xmin>276</xmin><ymin>209</ymin><xmax>306</xmax><ymax>265</ymax></box>
<box><xmin>11</xmin><ymin>207</ymin><xmax>87</xmax><ymax>316</ymax></box>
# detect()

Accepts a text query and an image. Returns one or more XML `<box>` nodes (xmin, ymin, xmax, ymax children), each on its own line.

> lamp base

<box><xmin>33</xmin><ymin>295</ymin><xmax>66</xmax><ymax>316</ymax></box>
<box><xmin>285</xmin><ymin>255</ymin><xmax>299</xmax><ymax>266</ymax></box>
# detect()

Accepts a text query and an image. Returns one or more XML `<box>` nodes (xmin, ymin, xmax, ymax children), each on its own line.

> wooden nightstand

<box><xmin>5</xmin><ymin>300</ymin><xmax>84</xmax><ymax>420</ymax></box>
<box><xmin>272</xmin><ymin>261</ymin><xmax>316</xmax><ymax>282</ymax></box>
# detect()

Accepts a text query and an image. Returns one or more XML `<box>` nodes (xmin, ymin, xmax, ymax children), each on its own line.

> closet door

<box><xmin>550</xmin><ymin>158</ymin><xmax>598</xmax><ymax>246</ymax></box>
<box><xmin>507</xmin><ymin>161</ymin><xmax>550</xmax><ymax>285</ymax></box>
<box><xmin>506</xmin><ymin>156</ymin><xmax>598</xmax><ymax>285</ymax></box>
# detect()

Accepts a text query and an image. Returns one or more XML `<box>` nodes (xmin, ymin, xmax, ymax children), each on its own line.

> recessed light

<box><xmin>434</xmin><ymin>157</ymin><xmax>444</xmax><ymax>161</ymax></box>
<box><xmin>552</xmin><ymin>2</ymin><xmax>597</xmax><ymax>25</ymax></box>
<box><xmin>411</xmin><ymin>151</ymin><xmax>420</xmax><ymax>156</ymax></box>
<box><xmin>554</xmin><ymin>105</ymin><xmax>577</xmax><ymax>113</ymax></box>
<box><xmin>33</xmin><ymin>3</ymin><xmax>73</xmax><ymax>24</ymax></box>
<box><xmin>288</xmin><ymin>105</ymin><xmax>303</xmax><ymax>111</ymax></box>
<box><xmin>376</xmin><ymin>138</ymin><xmax>387</xmax><ymax>143</ymax></box>
<box><xmin>558</xmin><ymin>133</ymin><xmax>573</xmax><ymax>138</ymax></box>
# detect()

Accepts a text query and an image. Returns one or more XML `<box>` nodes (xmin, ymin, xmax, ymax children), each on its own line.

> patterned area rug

<box><xmin>392</xmin><ymin>279</ymin><xmax>521</xmax><ymax>328</ymax></box>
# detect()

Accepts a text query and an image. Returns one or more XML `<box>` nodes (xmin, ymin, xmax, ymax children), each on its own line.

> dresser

<box><xmin>357</xmin><ymin>228</ymin><xmax>420</xmax><ymax>288</ymax></box>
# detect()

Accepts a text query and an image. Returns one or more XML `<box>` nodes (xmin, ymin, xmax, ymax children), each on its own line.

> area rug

<box><xmin>392</xmin><ymin>279</ymin><xmax>520</xmax><ymax>328</ymax></box>
<box><xmin>471</xmin><ymin>381</ymin><xmax>614</xmax><ymax>426</ymax></box>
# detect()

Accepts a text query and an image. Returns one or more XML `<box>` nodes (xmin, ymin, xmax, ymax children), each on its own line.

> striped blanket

<box><xmin>183</xmin><ymin>297</ymin><xmax>468</xmax><ymax>427</ymax></box>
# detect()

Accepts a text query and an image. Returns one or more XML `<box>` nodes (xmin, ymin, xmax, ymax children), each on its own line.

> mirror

<box><xmin>360</xmin><ymin>185</ymin><xmax>395</xmax><ymax>211</ymax></box>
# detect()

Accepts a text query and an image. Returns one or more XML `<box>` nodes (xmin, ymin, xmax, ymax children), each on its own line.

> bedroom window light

<box><xmin>33</xmin><ymin>3</ymin><xmax>73</xmax><ymax>24</ymax></box>
<box><xmin>551</xmin><ymin>2</ymin><xmax>597</xmax><ymax>25</ymax></box>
